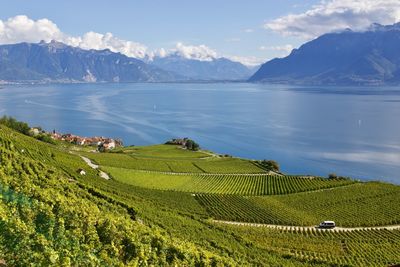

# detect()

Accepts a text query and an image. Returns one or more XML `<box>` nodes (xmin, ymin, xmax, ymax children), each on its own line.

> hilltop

<box><xmin>0</xmin><ymin>120</ymin><xmax>400</xmax><ymax>266</ymax></box>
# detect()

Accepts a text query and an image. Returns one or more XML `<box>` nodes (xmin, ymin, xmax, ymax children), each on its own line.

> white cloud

<box><xmin>265</xmin><ymin>0</ymin><xmax>400</xmax><ymax>39</ymax></box>
<box><xmin>157</xmin><ymin>42</ymin><xmax>218</xmax><ymax>61</ymax></box>
<box><xmin>0</xmin><ymin>15</ymin><xmax>149</xmax><ymax>59</ymax></box>
<box><xmin>225</xmin><ymin>55</ymin><xmax>264</xmax><ymax>67</ymax></box>
<box><xmin>0</xmin><ymin>15</ymin><xmax>264</xmax><ymax>66</ymax></box>
<box><xmin>259</xmin><ymin>44</ymin><xmax>294</xmax><ymax>53</ymax></box>
<box><xmin>77</xmin><ymin>32</ymin><xmax>148</xmax><ymax>59</ymax></box>
<box><xmin>175</xmin><ymin>42</ymin><xmax>218</xmax><ymax>61</ymax></box>
<box><xmin>0</xmin><ymin>15</ymin><xmax>64</xmax><ymax>44</ymax></box>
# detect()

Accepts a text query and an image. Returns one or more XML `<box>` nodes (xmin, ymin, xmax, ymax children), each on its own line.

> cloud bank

<box><xmin>0</xmin><ymin>15</ymin><xmax>149</xmax><ymax>59</ymax></box>
<box><xmin>265</xmin><ymin>0</ymin><xmax>400</xmax><ymax>39</ymax></box>
<box><xmin>0</xmin><ymin>15</ymin><xmax>268</xmax><ymax>66</ymax></box>
<box><xmin>165</xmin><ymin>42</ymin><xmax>218</xmax><ymax>61</ymax></box>
<box><xmin>0</xmin><ymin>15</ymin><xmax>250</xmax><ymax>64</ymax></box>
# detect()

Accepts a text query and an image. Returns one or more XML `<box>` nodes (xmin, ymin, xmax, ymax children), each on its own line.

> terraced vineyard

<box><xmin>117</xmin><ymin>144</ymin><xmax>210</xmax><ymax>159</ymax></box>
<box><xmin>221</xmin><ymin>224</ymin><xmax>400</xmax><ymax>267</ymax></box>
<box><xmin>104</xmin><ymin>166</ymin><xmax>355</xmax><ymax>195</ymax></box>
<box><xmin>81</xmin><ymin>149</ymin><xmax>266</xmax><ymax>173</ymax></box>
<box><xmin>195</xmin><ymin>182</ymin><xmax>400</xmax><ymax>226</ymax></box>
<box><xmin>2</xmin><ymin>121</ymin><xmax>400</xmax><ymax>267</ymax></box>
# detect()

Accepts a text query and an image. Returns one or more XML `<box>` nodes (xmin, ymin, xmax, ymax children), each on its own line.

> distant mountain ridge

<box><xmin>148</xmin><ymin>54</ymin><xmax>256</xmax><ymax>81</ymax></box>
<box><xmin>0</xmin><ymin>41</ymin><xmax>256</xmax><ymax>83</ymax></box>
<box><xmin>249</xmin><ymin>23</ymin><xmax>400</xmax><ymax>85</ymax></box>
<box><xmin>0</xmin><ymin>41</ymin><xmax>181</xmax><ymax>83</ymax></box>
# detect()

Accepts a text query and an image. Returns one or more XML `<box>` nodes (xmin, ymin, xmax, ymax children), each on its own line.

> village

<box><xmin>30</xmin><ymin>127</ymin><xmax>123</xmax><ymax>151</ymax></box>
<box><xmin>52</xmin><ymin>131</ymin><xmax>123</xmax><ymax>151</ymax></box>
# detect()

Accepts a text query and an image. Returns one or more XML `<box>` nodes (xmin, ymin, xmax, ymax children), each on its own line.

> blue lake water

<box><xmin>1</xmin><ymin>82</ymin><xmax>400</xmax><ymax>183</ymax></box>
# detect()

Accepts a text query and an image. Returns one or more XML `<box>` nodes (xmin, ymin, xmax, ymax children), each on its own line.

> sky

<box><xmin>1</xmin><ymin>0</ymin><xmax>400</xmax><ymax>66</ymax></box>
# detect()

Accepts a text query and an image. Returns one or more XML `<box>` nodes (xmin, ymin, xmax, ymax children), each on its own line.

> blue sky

<box><xmin>1</xmin><ymin>0</ymin><xmax>400</xmax><ymax>65</ymax></box>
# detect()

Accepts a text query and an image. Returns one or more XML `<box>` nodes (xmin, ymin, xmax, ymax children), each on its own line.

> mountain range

<box><xmin>249</xmin><ymin>23</ymin><xmax>400</xmax><ymax>85</ymax></box>
<box><xmin>3</xmin><ymin>23</ymin><xmax>400</xmax><ymax>85</ymax></box>
<box><xmin>148</xmin><ymin>54</ymin><xmax>255</xmax><ymax>81</ymax></box>
<box><xmin>0</xmin><ymin>41</ymin><xmax>181</xmax><ymax>83</ymax></box>
<box><xmin>0</xmin><ymin>41</ymin><xmax>254</xmax><ymax>83</ymax></box>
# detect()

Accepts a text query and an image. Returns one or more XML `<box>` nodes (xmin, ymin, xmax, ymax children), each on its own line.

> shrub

<box><xmin>0</xmin><ymin>116</ymin><xmax>30</xmax><ymax>135</ymax></box>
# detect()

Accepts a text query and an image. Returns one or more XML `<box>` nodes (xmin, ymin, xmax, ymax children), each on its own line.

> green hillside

<box><xmin>1</xmin><ymin>123</ymin><xmax>400</xmax><ymax>266</ymax></box>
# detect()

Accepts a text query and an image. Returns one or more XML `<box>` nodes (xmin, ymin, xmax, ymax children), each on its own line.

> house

<box><xmin>30</xmin><ymin>128</ymin><xmax>41</xmax><ymax>136</ymax></box>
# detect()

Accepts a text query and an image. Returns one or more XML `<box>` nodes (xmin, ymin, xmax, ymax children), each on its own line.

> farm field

<box><xmin>1</xmin><ymin>122</ymin><xmax>400</xmax><ymax>266</ymax></box>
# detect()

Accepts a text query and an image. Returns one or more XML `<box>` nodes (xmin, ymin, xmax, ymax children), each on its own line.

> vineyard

<box><xmin>81</xmin><ymin>149</ymin><xmax>266</xmax><ymax>173</ymax></box>
<box><xmin>104</xmin><ymin>166</ymin><xmax>355</xmax><ymax>195</ymax></box>
<box><xmin>1</xmin><ymin>122</ymin><xmax>400</xmax><ymax>266</ymax></box>
<box><xmin>116</xmin><ymin>144</ymin><xmax>210</xmax><ymax>159</ymax></box>
<box><xmin>195</xmin><ymin>182</ymin><xmax>400</xmax><ymax>226</ymax></box>
<box><xmin>220</xmin><ymin>224</ymin><xmax>400</xmax><ymax>267</ymax></box>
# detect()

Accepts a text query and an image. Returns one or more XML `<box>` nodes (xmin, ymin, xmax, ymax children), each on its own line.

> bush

<box><xmin>35</xmin><ymin>134</ymin><xmax>56</xmax><ymax>145</ymax></box>
<box><xmin>0</xmin><ymin>116</ymin><xmax>30</xmax><ymax>135</ymax></box>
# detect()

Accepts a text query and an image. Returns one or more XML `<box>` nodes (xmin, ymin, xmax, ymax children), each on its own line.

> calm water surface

<box><xmin>1</xmin><ymin>83</ymin><xmax>400</xmax><ymax>183</ymax></box>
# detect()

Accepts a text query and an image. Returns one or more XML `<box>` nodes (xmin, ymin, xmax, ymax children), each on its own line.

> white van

<box><xmin>319</xmin><ymin>221</ymin><xmax>336</xmax><ymax>229</ymax></box>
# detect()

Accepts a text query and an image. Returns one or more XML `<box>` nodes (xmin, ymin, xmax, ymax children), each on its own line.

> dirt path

<box><xmin>80</xmin><ymin>156</ymin><xmax>111</xmax><ymax>180</ymax></box>
<box><xmin>212</xmin><ymin>220</ymin><xmax>400</xmax><ymax>232</ymax></box>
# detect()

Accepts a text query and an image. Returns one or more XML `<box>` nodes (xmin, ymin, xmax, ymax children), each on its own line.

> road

<box><xmin>80</xmin><ymin>156</ymin><xmax>111</xmax><ymax>180</ymax></box>
<box><xmin>213</xmin><ymin>220</ymin><xmax>400</xmax><ymax>232</ymax></box>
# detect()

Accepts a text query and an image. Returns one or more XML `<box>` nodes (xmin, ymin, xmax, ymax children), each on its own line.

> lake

<box><xmin>1</xmin><ymin>82</ymin><xmax>400</xmax><ymax>183</ymax></box>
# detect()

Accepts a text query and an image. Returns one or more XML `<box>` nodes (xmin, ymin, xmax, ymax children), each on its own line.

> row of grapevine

<box><xmin>81</xmin><ymin>151</ymin><xmax>266</xmax><ymax>174</ymax></box>
<box><xmin>195</xmin><ymin>182</ymin><xmax>400</xmax><ymax>227</ymax></box>
<box><xmin>224</xmin><ymin>225</ymin><xmax>400</xmax><ymax>267</ymax></box>
<box><xmin>105</xmin><ymin>166</ymin><xmax>355</xmax><ymax>196</ymax></box>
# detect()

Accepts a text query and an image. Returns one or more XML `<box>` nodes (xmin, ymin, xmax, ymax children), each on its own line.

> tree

<box><xmin>328</xmin><ymin>173</ymin><xmax>338</xmax><ymax>179</ymax></box>
<box><xmin>0</xmin><ymin>116</ymin><xmax>30</xmax><ymax>135</ymax></box>
<box><xmin>185</xmin><ymin>139</ymin><xmax>199</xmax><ymax>151</ymax></box>
<box><xmin>260</xmin><ymin>160</ymin><xmax>280</xmax><ymax>172</ymax></box>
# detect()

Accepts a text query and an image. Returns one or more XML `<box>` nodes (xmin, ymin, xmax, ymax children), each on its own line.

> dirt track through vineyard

<box><xmin>213</xmin><ymin>220</ymin><xmax>400</xmax><ymax>232</ymax></box>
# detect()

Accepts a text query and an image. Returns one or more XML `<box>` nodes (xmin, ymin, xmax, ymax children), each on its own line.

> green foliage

<box><xmin>0</xmin><ymin>125</ymin><xmax>238</xmax><ymax>266</ymax></box>
<box><xmin>105</xmin><ymin>167</ymin><xmax>354</xmax><ymax>195</ymax></box>
<box><xmin>328</xmin><ymin>173</ymin><xmax>338</xmax><ymax>179</ymax></box>
<box><xmin>35</xmin><ymin>133</ymin><xmax>56</xmax><ymax>145</ymax></box>
<box><xmin>82</xmin><ymin>151</ymin><xmax>266</xmax><ymax>173</ymax></box>
<box><xmin>119</xmin><ymin>144</ymin><xmax>209</xmax><ymax>159</ymax></box>
<box><xmin>0</xmin><ymin>123</ymin><xmax>399</xmax><ymax>267</ymax></box>
<box><xmin>195</xmin><ymin>183</ymin><xmax>400</xmax><ymax>227</ymax></box>
<box><xmin>185</xmin><ymin>139</ymin><xmax>200</xmax><ymax>151</ymax></box>
<box><xmin>0</xmin><ymin>116</ymin><xmax>30</xmax><ymax>135</ymax></box>
<box><xmin>259</xmin><ymin>159</ymin><xmax>280</xmax><ymax>172</ymax></box>
<box><xmin>220</xmin><ymin>224</ymin><xmax>400</xmax><ymax>267</ymax></box>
